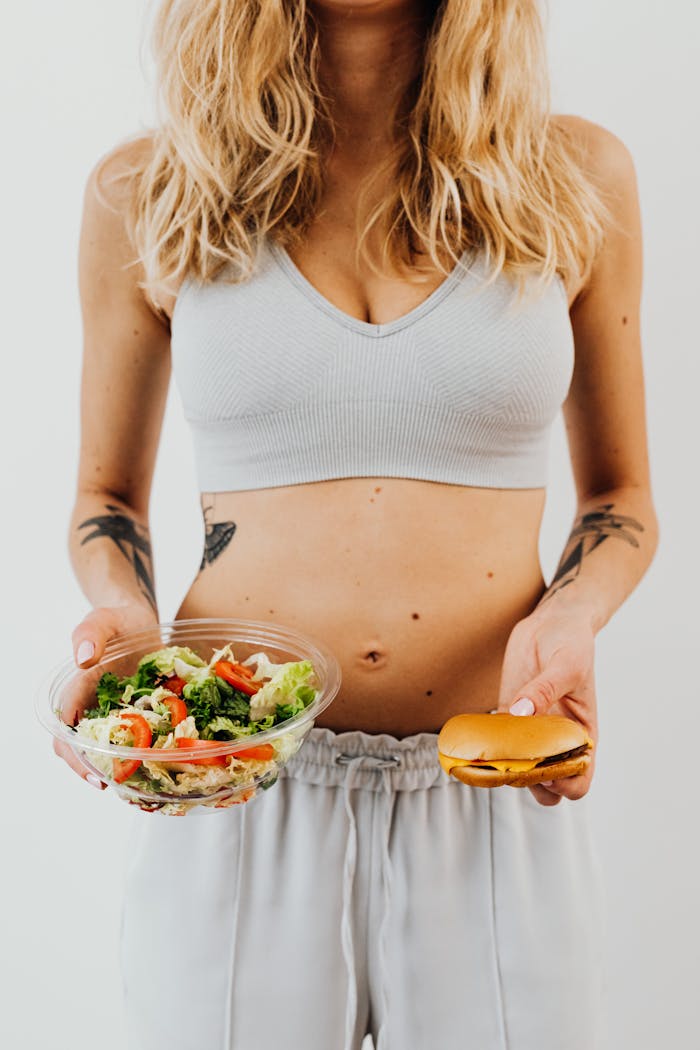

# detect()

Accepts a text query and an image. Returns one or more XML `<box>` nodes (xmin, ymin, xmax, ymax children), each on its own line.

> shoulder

<box><xmin>551</xmin><ymin>113</ymin><xmax>638</xmax><ymax>196</ymax></box>
<box><xmin>551</xmin><ymin>115</ymin><xmax>641</xmax><ymax>305</ymax></box>
<box><xmin>84</xmin><ymin>131</ymin><xmax>156</xmax><ymax>216</ymax></box>
<box><xmin>80</xmin><ymin>132</ymin><xmax>167</xmax><ymax>322</ymax></box>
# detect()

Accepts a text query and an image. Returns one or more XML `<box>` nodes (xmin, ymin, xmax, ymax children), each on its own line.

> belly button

<box><xmin>359</xmin><ymin>647</ymin><xmax>387</xmax><ymax>669</ymax></box>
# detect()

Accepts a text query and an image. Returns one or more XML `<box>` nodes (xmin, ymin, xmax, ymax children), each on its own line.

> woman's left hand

<box><xmin>496</xmin><ymin>607</ymin><xmax>598</xmax><ymax>807</ymax></box>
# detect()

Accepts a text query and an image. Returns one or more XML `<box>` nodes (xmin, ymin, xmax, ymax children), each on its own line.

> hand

<box><xmin>53</xmin><ymin>604</ymin><xmax>158</xmax><ymax>789</ymax></box>
<box><xmin>496</xmin><ymin>607</ymin><xmax>598</xmax><ymax>807</ymax></box>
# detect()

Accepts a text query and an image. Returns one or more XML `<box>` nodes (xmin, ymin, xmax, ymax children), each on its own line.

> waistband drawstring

<box><xmin>376</xmin><ymin>765</ymin><xmax>397</xmax><ymax>1050</ymax></box>
<box><xmin>336</xmin><ymin>752</ymin><xmax>400</xmax><ymax>1050</ymax></box>
<box><xmin>340</xmin><ymin>755</ymin><xmax>365</xmax><ymax>1050</ymax></box>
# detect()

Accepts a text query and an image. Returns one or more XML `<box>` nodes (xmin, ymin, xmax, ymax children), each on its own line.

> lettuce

<box><xmin>139</xmin><ymin>646</ymin><xmax>206</xmax><ymax>678</ymax></box>
<box><xmin>206</xmin><ymin>716</ymin><xmax>247</xmax><ymax>738</ymax></box>
<box><xmin>248</xmin><ymin>713</ymin><xmax>276</xmax><ymax>733</ymax></box>
<box><xmin>271</xmin><ymin>726</ymin><xmax>307</xmax><ymax>763</ymax></box>
<box><xmin>249</xmin><ymin>660</ymin><xmax>317</xmax><ymax>719</ymax></box>
<box><xmin>207</xmin><ymin>644</ymin><xmax>237</xmax><ymax>668</ymax></box>
<box><xmin>182</xmin><ymin>676</ymin><xmax>251</xmax><ymax>735</ymax></box>
<box><xmin>127</xmin><ymin>659</ymin><xmax>162</xmax><ymax>694</ymax></box>
<box><xmin>86</xmin><ymin>673</ymin><xmax>124</xmax><ymax>718</ymax></box>
<box><xmin>241</xmin><ymin>651</ymin><xmax>285</xmax><ymax>681</ymax></box>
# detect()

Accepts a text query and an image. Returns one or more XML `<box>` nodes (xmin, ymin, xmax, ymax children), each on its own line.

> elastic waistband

<box><xmin>279</xmin><ymin>725</ymin><xmax>449</xmax><ymax>792</ymax></box>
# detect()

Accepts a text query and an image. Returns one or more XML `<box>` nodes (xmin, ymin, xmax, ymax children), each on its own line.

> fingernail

<box><xmin>86</xmin><ymin>774</ymin><xmax>103</xmax><ymax>790</ymax></box>
<box><xmin>76</xmin><ymin>640</ymin><xmax>95</xmax><ymax>666</ymax></box>
<box><xmin>541</xmin><ymin>780</ymin><xmax>554</xmax><ymax>787</ymax></box>
<box><xmin>510</xmin><ymin>697</ymin><xmax>535</xmax><ymax>716</ymax></box>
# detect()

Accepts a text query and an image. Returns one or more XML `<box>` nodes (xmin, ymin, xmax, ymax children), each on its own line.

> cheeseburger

<box><xmin>437</xmin><ymin>712</ymin><xmax>594</xmax><ymax>788</ymax></box>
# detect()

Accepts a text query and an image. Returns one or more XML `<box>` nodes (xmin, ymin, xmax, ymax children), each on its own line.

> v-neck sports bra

<box><xmin>170</xmin><ymin>237</ymin><xmax>574</xmax><ymax>492</ymax></box>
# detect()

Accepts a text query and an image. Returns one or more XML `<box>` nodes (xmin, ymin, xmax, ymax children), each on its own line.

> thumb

<box><xmin>501</xmin><ymin>650</ymin><xmax>575</xmax><ymax>716</ymax></box>
<box><xmin>71</xmin><ymin>607</ymin><xmax>123</xmax><ymax>668</ymax></box>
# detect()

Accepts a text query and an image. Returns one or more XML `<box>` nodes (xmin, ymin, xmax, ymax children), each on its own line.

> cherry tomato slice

<box><xmin>213</xmin><ymin>660</ymin><xmax>261</xmax><ymax>695</ymax></box>
<box><xmin>175</xmin><ymin>738</ymin><xmax>228</xmax><ymax>766</ymax></box>
<box><xmin>229</xmin><ymin>662</ymin><xmax>255</xmax><ymax>679</ymax></box>
<box><xmin>162</xmin><ymin>695</ymin><xmax>188</xmax><ymax>727</ymax></box>
<box><xmin>113</xmin><ymin>713</ymin><xmax>153</xmax><ymax>783</ymax></box>
<box><xmin>164</xmin><ymin>675</ymin><xmax>186</xmax><ymax>697</ymax></box>
<box><xmin>233</xmin><ymin>743</ymin><xmax>275</xmax><ymax>761</ymax></box>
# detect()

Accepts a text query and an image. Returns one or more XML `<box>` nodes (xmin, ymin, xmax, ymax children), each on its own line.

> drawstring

<box><xmin>375</xmin><ymin>765</ymin><xmax>397</xmax><ymax>1050</ymax></box>
<box><xmin>340</xmin><ymin>755</ymin><xmax>366</xmax><ymax>1050</ymax></box>
<box><xmin>336</xmin><ymin>751</ymin><xmax>400</xmax><ymax>1050</ymax></box>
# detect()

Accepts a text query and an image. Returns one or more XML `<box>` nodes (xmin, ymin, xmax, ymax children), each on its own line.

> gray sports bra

<box><xmin>170</xmin><ymin>238</ymin><xmax>574</xmax><ymax>492</ymax></box>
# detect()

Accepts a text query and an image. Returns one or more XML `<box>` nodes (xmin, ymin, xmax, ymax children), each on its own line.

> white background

<box><xmin>2</xmin><ymin>2</ymin><xmax>698</xmax><ymax>1047</ymax></box>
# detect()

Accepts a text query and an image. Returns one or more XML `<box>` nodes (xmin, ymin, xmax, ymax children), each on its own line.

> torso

<box><xmin>158</xmin><ymin>133</ymin><xmax>581</xmax><ymax>738</ymax></box>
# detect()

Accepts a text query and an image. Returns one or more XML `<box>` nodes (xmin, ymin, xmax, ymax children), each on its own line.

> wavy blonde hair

<box><xmin>96</xmin><ymin>0</ymin><xmax>614</xmax><ymax>314</ymax></box>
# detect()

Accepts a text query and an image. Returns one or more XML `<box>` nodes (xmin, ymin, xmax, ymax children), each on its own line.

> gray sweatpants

<box><xmin>121</xmin><ymin>725</ymin><xmax>608</xmax><ymax>1049</ymax></box>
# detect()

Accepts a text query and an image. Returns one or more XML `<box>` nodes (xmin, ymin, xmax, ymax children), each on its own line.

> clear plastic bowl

<box><xmin>36</xmin><ymin>618</ymin><xmax>341</xmax><ymax>815</ymax></box>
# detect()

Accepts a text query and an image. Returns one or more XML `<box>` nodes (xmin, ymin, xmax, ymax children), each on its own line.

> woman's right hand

<box><xmin>53</xmin><ymin>604</ymin><xmax>159</xmax><ymax>788</ymax></box>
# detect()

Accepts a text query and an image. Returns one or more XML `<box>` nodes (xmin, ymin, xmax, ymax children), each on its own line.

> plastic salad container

<box><xmin>36</xmin><ymin>618</ymin><xmax>341</xmax><ymax>816</ymax></box>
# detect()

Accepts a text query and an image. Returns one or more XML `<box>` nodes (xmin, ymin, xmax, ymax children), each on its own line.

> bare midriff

<box><xmin>174</xmin><ymin>478</ymin><xmax>547</xmax><ymax>738</ymax></box>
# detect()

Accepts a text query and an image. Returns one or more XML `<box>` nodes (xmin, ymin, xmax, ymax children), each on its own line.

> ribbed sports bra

<box><xmin>170</xmin><ymin>238</ymin><xmax>574</xmax><ymax>492</ymax></box>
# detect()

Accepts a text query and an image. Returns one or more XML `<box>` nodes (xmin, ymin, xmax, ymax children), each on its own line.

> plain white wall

<box><xmin>2</xmin><ymin>2</ymin><xmax>698</xmax><ymax>1047</ymax></box>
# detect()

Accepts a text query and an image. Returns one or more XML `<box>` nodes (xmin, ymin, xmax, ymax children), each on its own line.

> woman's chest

<box><xmin>277</xmin><ymin>211</ymin><xmax>465</xmax><ymax>327</ymax></box>
<box><xmin>171</xmin><ymin>238</ymin><xmax>575</xmax><ymax>431</ymax></box>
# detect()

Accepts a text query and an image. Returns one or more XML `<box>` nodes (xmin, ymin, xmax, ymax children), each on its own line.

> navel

<box><xmin>358</xmin><ymin>645</ymin><xmax>388</xmax><ymax>670</ymax></box>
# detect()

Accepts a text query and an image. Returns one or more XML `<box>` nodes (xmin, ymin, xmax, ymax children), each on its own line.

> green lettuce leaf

<box><xmin>183</xmin><ymin>676</ymin><xmax>251</xmax><ymax>735</ymax></box>
<box><xmin>249</xmin><ymin>660</ymin><xmax>317</xmax><ymax>719</ymax></box>
<box><xmin>138</xmin><ymin>646</ymin><xmax>206</xmax><ymax>678</ymax></box>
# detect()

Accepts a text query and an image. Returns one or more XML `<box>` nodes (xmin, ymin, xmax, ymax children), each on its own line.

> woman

<box><xmin>55</xmin><ymin>0</ymin><xmax>657</xmax><ymax>1047</ymax></box>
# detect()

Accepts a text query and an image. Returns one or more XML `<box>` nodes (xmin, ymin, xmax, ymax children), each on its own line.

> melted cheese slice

<box><xmin>439</xmin><ymin>753</ymin><xmax>541</xmax><ymax>776</ymax></box>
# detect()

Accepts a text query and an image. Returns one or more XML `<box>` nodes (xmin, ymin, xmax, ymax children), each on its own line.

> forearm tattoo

<box><xmin>78</xmin><ymin>504</ymin><xmax>157</xmax><ymax>614</ymax></box>
<box><xmin>541</xmin><ymin>502</ymin><xmax>644</xmax><ymax>602</ymax></box>
<box><xmin>199</xmin><ymin>505</ymin><xmax>237</xmax><ymax>572</ymax></box>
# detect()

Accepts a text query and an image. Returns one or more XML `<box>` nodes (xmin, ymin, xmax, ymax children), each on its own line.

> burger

<box><xmin>437</xmin><ymin>712</ymin><xmax>594</xmax><ymax>788</ymax></box>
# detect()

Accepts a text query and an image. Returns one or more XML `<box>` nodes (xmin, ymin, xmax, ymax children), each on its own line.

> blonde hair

<box><xmin>97</xmin><ymin>0</ymin><xmax>613</xmax><ymax>313</ymax></box>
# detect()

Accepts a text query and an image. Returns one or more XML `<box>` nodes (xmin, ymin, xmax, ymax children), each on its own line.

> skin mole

<box><xmin>487</xmin><ymin>571</ymin><xmax>494</xmax><ymax>578</ymax></box>
<box><xmin>622</xmin><ymin>315</ymin><xmax>628</xmax><ymax>325</ymax></box>
<box><xmin>374</xmin><ymin>487</ymin><xmax>382</xmax><ymax>493</ymax></box>
<box><xmin>411</xmin><ymin>612</ymin><xmax>420</xmax><ymax>619</ymax></box>
<box><xmin>425</xmin><ymin>690</ymin><xmax>433</xmax><ymax>696</ymax></box>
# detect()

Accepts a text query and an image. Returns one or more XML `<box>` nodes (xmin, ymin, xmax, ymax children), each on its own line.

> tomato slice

<box><xmin>164</xmin><ymin>675</ymin><xmax>186</xmax><ymax>697</ymax></box>
<box><xmin>214</xmin><ymin>660</ymin><xmax>261</xmax><ymax>695</ymax></box>
<box><xmin>162</xmin><ymin>695</ymin><xmax>188</xmax><ymax>727</ymax></box>
<box><xmin>113</xmin><ymin>712</ymin><xmax>153</xmax><ymax>783</ymax></box>
<box><xmin>232</xmin><ymin>743</ymin><xmax>275</xmax><ymax>761</ymax></box>
<box><xmin>113</xmin><ymin>759</ymin><xmax>142</xmax><ymax>784</ymax></box>
<box><xmin>175</xmin><ymin>738</ymin><xmax>228</xmax><ymax>766</ymax></box>
<box><xmin>230</xmin><ymin>662</ymin><xmax>255</xmax><ymax>679</ymax></box>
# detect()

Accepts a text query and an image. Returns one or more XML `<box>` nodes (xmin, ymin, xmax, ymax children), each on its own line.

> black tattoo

<box><xmin>541</xmin><ymin>503</ymin><xmax>644</xmax><ymax>603</ymax></box>
<box><xmin>78</xmin><ymin>504</ymin><xmax>157</xmax><ymax>613</ymax></box>
<box><xmin>199</xmin><ymin>505</ymin><xmax>236</xmax><ymax>572</ymax></box>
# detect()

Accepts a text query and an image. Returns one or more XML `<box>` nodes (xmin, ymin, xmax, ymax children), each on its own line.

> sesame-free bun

<box><xmin>439</xmin><ymin>712</ymin><xmax>589</xmax><ymax>761</ymax></box>
<box><xmin>437</xmin><ymin>712</ymin><xmax>594</xmax><ymax>788</ymax></box>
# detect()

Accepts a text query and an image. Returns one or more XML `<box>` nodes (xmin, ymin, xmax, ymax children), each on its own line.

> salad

<box><xmin>74</xmin><ymin>642</ymin><xmax>318</xmax><ymax>814</ymax></box>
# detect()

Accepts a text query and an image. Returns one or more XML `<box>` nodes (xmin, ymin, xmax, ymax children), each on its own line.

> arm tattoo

<box><xmin>78</xmin><ymin>504</ymin><xmax>157</xmax><ymax>614</ymax></box>
<box><xmin>199</xmin><ymin>505</ymin><xmax>236</xmax><ymax>572</ymax></box>
<box><xmin>541</xmin><ymin>502</ymin><xmax>644</xmax><ymax>603</ymax></box>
